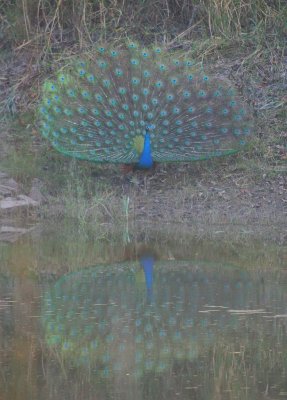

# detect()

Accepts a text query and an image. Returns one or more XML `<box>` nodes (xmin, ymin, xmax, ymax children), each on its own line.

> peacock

<box><xmin>38</xmin><ymin>43</ymin><xmax>253</xmax><ymax>169</ymax></box>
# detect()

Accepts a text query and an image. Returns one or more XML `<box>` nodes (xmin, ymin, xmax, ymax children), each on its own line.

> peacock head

<box><xmin>144</xmin><ymin>124</ymin><xmax>156</xmax><ymax>143</ymax></box>
<box><xmin>146</xmin><ymin>124</ymin><xmax>155</xmax><ymax>134</ymax></box>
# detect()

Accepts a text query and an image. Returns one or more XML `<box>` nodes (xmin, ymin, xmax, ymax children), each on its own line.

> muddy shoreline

<box><xmin>0</xmin><ymin>164</ymin><xmax>286</xmax><ymax>242</ymax></box>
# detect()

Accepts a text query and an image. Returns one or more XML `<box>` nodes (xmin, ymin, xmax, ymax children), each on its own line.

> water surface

<box><xmin>0</xmin><ymin>223</ymin><xmax>286</xmax><ymax>400</ymax></box>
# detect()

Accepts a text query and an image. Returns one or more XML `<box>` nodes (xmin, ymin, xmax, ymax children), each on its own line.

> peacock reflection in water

<box><xmin>42</xmin><ymin>252</ymin><xmax>265</xmax><ymax>379</ymax></box>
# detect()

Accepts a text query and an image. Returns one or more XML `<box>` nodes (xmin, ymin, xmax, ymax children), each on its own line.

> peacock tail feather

<box><xmin>38</xmin><ymin>42</ymin><xmax>253</xmax><ymax>165</ymax></box>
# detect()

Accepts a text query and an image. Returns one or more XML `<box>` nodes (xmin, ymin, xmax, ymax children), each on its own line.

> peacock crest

<box><xmin>38</xmin><ymin>42</ymin><xmax>253</xmax><ymax>167</ymax></box>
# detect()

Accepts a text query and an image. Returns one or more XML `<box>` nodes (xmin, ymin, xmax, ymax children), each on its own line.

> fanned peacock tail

<box><xmin>38</xmin><ymin>42</ymin><xmax>253</xmax><ymax>166</ymax></box>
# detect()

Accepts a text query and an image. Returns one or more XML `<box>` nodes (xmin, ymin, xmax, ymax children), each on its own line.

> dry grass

<box><xmin>1</xmin><ymin>0</ymin><xmax>286</xmax><ymax>48</ymax></box>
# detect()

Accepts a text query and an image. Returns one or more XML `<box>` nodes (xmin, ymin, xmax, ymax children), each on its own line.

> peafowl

<box><xmin>38</xmin><ymin>43</ymin><xmax>253</xmax><ymax>169</ymax></box>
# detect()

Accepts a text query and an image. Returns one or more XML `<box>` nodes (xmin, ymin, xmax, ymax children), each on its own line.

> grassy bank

<box><xmin>1</xmin><ymin>0</ymin><xmax>286</xmax><ymax>50</ymax></box>
<box><xmin>0</xmin><ymin>0</ymin><xmax>286</xmax><ymax>225</ymax></box>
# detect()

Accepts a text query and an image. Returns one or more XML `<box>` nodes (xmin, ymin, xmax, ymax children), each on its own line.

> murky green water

<box><xmin>0</xmin><ymin>223</ymin><xmax>286</xmax><ymax>400</ymax></box>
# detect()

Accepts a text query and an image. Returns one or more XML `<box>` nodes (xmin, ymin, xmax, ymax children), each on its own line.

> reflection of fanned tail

<box><xmin>140</xmin><ymin>255</ymin><xmax>154</xmax><ymax>302</ymax></box>
<box><xmin>43</xmin><ymin>261</ymin><xmax>272</xmax><ymax>378</ymax></box>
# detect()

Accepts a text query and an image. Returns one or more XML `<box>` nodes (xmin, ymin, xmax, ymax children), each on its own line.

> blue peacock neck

<box><xmin>137</xmin><ymin>132</ymin><xmax>153</xmax><ymax>169</ymax></box>
<box><xmin>139</xmin><ymin>255</ymin><xmax>154</xmax><ymax>303</ymax></box>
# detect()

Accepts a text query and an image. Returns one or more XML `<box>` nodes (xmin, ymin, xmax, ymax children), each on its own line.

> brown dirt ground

<box><xmin>87</xmin><ymin>162</ymin><xmax>287</xmax><ymax>226</ymax></box>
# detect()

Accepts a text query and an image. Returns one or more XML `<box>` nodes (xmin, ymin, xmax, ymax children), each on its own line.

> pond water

<box><xmin>0</xmin><ymin>223</ymin><xmax>286</xmax><ymax>400</ymax></box>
